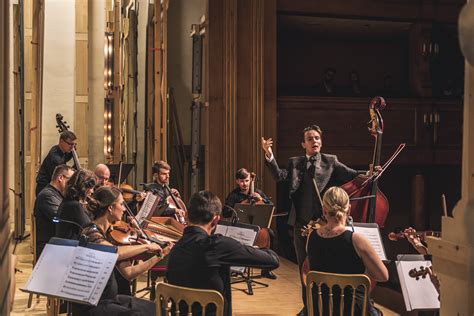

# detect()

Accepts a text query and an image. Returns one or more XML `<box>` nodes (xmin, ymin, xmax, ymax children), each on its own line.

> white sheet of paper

<box><xmin>136</xmin><ymin>193</ymin><xmax>158</xmax><ymax>224</ymax></box>
<box><xmin>24</xmin><ymin>244</ymin><xmax>76</xmax><ymax>295</ymax></box>
<box><xmin>22</xmin><ymin>244</ymin><xmax>118</xmax><ymax>305</ymax></box>
<box><xmin>396</xmin><ymin>260</ymin><xmax>440</xmax><ymax>310</ymax></box>
<box><xmin>346</xmin><ymin>225</ymin><xmax>387</xmax><ymax>261</ymax></box>
<box><xmin>215</xmin><ymin>224</ymin><xmax>258</xmax><ymax>273</ymax></box>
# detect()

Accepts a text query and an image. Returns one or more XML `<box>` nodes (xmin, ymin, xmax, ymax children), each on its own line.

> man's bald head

<box><xmin>94</xmin><ymin>163</ymin><xmax>111</xmax><ymax>186</ymax></box>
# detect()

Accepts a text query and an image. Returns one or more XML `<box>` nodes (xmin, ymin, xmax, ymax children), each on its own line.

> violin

<box><xmin>107</xmin><ymin>220</ymin><xmax>169</xmax><ymax>248</ymax></box>
<box><xmin>409</xmin><ymin>266</ymin><xmax>431</xmax><ymax>280</ymax></box>
<box><xmin>55</xmin><ymin>113</ymin><xmax>81</xmax><ymax>170</ymax></box>
<box><xmin>388</xmin><ymin>230</ymin><xmax>441</xmax><ymax>241</ymax></box>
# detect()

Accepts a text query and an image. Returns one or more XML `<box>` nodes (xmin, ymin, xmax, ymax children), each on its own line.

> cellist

<box><xmin>145</xmin><ymin>161</ymin><xmax>186</xmax><ymax>220</ymax></box>
<box><xmin>261</xmin><ymin>125</ymin><xmax>366</xmax><ymax>316</ymax></box>
<box><xmin>223</xmin><ymin>168</ymin><xmax>276</xmax><ymax>280</ymax></box>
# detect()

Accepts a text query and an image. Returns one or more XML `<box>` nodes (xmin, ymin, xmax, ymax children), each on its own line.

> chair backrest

<box><xmin>306</xmin><ymin>271</ymin><xmax>371</xmax><ymax>316</ymax></box>
<box><xmin>156</xmin><ymin>282</ymin><xmax>224</xmax><ymax>316</ymax></box>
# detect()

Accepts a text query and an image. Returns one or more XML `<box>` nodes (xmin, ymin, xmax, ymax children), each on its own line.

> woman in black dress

<box><xmin>306</xmin><ymin>186</ymin><xmax>388</xmax><ymax>316</ymax></box>
<box><xmin>74</xmin><ymin>186</ymin><xmax>171</xmax><ymax>315</ymax></box>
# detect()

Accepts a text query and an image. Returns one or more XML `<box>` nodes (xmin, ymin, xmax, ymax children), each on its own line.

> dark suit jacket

<box><xmin>266</xmin><ymin>153</ymin><xmax>358</xmax><ymax>226</ymax></box>
<box><xmin>167</xmin><ymin>226</ymin><xmax>279</xmax><ymax>316</ymax></box>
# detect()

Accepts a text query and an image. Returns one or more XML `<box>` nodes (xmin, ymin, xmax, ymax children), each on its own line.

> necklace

<box><xmin>319</xmin><ymin>225</ymin><xmax>345</xmax><ymax>238</ymax></box>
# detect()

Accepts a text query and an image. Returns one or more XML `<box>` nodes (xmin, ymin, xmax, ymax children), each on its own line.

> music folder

<box><xmin>234</xmin><ymin>203</ymin><xmax>275</xmax><ymax>228</ymax></box>
<box><xmin>21</xmin><ymin>238</ymin><xmax>118</xmax><ymax>306</ymax></box>
<box><xmin>396</xmin><ymin>254</ymin><xmax>440</xmax><ymax>311</ymax></box>
<box><xmin>345</xmin><ymin>222</ymin><xmax>387</xmax><ymax>261</ymax></box>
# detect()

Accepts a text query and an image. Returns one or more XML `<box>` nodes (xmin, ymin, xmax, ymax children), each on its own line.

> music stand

<box><xmin>216</xmin><ymin>220</ymin><xmax>270</xmax><ymax>295</ymax></box>
<box><xmin>106</xmin><ymin>163</ymin><xmax>135</xmax><ymax>183</ymax></box>
<box><xmin>234</xmin><ymin>203</ymin><xmax>275</xmax><ymax>228</ymax></box>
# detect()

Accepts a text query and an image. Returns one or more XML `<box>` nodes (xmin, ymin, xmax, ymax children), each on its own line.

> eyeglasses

<box><xmin>62</xmin><ymin>139</ymin><xmax>77</xmax><ymax>147</ymax></box>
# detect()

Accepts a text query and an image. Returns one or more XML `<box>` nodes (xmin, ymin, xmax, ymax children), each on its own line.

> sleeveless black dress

<box><xmin>307</xmin><ymin>230</ymin><xmax>381</xmax><ymax>316</ymax></box>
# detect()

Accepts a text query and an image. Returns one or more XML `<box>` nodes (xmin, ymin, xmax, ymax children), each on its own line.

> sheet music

<box><xmin>215</xmin><ymin>224</ymin><xmax>258</xmax><ymax>273</ymax></box>
<box><xmin>396</xmin><ymin>260</ymin><xmax>439</xmax><ymax>310</ymax></box>
<box><xmin>345</xmin><ymin>224</ymin><xmax>387</xmax><ymax>261</ymax></box>
<box><xmin>136</xmin><ymin>193</ymin><xmax>158</xmax><ymax>224</ymax></box>
<box><xmin>23</xmin><ymin>244</ymin><xmax>118</xmax><ymax>305</ymax></box>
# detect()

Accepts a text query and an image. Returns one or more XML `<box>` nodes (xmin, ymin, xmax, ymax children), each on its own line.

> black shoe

<box><xmin>296</xmin><ymin>307</ymin><xmax>307</xmax><ymax>316</ymax></box>
<box><xmin>261</xmin><ymin>270</ymin><xmax>277</xmax><ymax>280</ymax></box>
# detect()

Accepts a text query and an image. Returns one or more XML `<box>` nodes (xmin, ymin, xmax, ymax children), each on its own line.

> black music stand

<box><xmin>234</xmin><ymin>203</ymin><xmax>275</xmax><ymax>228</ymax></box>
<box><xmin>215</xmin><ymin>220</ymin><xmax>269</xmax><ymax>295</ymax></box>
<box><xmin>107</xmin><ymin>163</ymin><xmax>135</xmax><ymax>183</ymax></box>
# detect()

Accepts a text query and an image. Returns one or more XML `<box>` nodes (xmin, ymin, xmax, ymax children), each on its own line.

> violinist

<box><xmin>94</xmin><ymin>163</ymin><xmax>111</xmax><ymax>186</ymax></box>
<box><xmin>224</xmin><ymin>168</ymin><xmax>276</xmax><ymax>280</ymax></box>
<box><xmin>262</xmin><ymin>125</ymin><xmax>364</xmax><ymax>316</ymax></box>
<box><xmin>56</xmin><ymin>169</ymin><xmax>96</xmax><ymax>241</ymax></box>
<box><xmin>73</xmin><ymin>186</ymin><xmax>169</xmax><ymax>315</ymax></box>
<box><xmin>35</xmin><ymin>131</ymin><xmax>78</xmax><ymax>196</ymax></box>
<box><xmin>306</xmin><ymin>187</ymin><xmax>388</xmax><ymax>316</ymax></box>
<box><xmin>146</xmin><ymin>160</ymin><xmax>186</xmax><ymax>219</ymax></box>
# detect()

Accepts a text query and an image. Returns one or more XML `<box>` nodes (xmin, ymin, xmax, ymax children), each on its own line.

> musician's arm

<box><xmin>116</xmin><ymin>245</ymin><xmax>172</xmax><ymax>281</ymax></box>
<box><xmin>352</xmin><ymin>232</ymin><xmax>389</xmax><ymax>282</ymax></box>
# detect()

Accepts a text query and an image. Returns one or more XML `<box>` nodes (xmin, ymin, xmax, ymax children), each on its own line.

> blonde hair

<box><xmin>322</xmin><ymin>186</ymin><xmax>350</xmax><ymax>222</ymax></box>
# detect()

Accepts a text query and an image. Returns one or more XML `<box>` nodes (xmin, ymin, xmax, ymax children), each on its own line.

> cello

<box><xmin>240</xmin><ymin>172</ymin><xmax>271</xmax><ymax>249</ymax></box>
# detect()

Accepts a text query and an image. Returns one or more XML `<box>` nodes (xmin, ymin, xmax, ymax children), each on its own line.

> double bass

<box><xmin>55</xmin><ymin>113</ymin><xmax>81</xmax><ymax>170</ymax></box>
<box><xmin>341</xmin><ymin>96</ymin><xmax>390</xmax><ymax>227</ymax></box>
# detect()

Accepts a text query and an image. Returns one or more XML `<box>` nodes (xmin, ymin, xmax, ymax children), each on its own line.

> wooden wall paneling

<box><xmin>223</xmin><ymin>0</ymin><xmax>237</xmax><ymax>196</ymax></box>
<box><xmin>0</xmin><ymin>0</ymin><xmax>11</xmax><ymax>313</ymax></box>
<box><xmin>276</xmin><ymin>0</ymin><xmax>462</xmax><ymax>24</ymax></box>
<box><xmin>29</xmin><ymin>0</ymin><xmax>44</xmax><ymax>260</ymax></box>
<box><xmin>153</xmin><ymin>0</ymin><xmax>163</xmax><ymax>162</ymax></box>
<box><xmin>145</xmin><ymin>3</ymin><xmax>154</xmax><ymax>179</ymax></box>
<box><xmin>206</xmin><ymin>0</ymin><xmax>228</xmax><ymax>198</ymax></box>
<box><xmin>75</xmin><ymin>0</ymin><xmax>89</xmax><ymax>167</ymax></box>
<box><xmin>162</xmin><ymin>0</ymin><xmax>169</xmax><ymax>163</ymax></box>
<box><xmin>236</xmin><ymin>0</ymin><xmax>265</xmax><ymax>181</ymax></box>
<box><xmin>263</xmin><ymin>0</ymin><xmax>277</xmax><ymax>205</ymax></box>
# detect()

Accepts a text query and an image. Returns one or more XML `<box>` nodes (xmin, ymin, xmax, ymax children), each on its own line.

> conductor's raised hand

<box><xmin>261</xmin><ymin>137</ymin><xmax>274</xmax><ymax>158</ymax></box>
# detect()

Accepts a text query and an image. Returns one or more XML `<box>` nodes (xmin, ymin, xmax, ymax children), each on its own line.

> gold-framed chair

<box><xmin>156</xmin><ymin>282</ymin><xmax>224</xmax><ymax>316</ymax></box>
<box><xmin>306</xmin><ymin>271</ymin><xmax>371</xmax><ymax>316</ymax></box>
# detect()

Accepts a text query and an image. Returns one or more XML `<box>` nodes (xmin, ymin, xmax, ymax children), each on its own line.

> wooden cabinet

<box><xmin>277</xmin><ymin>96</ymin><xmax>462</xmax><ymax>166</ymax></box>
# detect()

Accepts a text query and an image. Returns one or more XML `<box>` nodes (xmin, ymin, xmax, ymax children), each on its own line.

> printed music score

<box><xmin>22</xmin><ymin>243</ymin><xmax>118</xmax><ymax>305</ymax></box>
<box><xmin>345</xmin><ymin>223</ymin><xmax>387</xmax><ymax>261</ymax></box>
<box><xmin>136</xmin><ymin>192</ymin><xmax>159</xmax><ymax>225</ymax></box>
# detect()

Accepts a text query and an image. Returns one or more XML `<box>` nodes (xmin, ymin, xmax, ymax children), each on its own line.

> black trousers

<box><xmin>293</xmin><ymin>224</ymin><xmax>308</xmax><ymax>308</ymax></box>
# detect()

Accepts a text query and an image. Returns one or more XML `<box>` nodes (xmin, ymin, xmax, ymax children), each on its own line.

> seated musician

<box><xmin>94</xmin><ymin>163</ymin><xmax>111</xmax><ymax>186</ymax></box>
<box><xmin>34</xmin><ymin>164</ymin><xmax>74</xmax><ymax>258</ymax></box>
<box><xmin>224</xmin><ymin>167</ymin><xmax>277</xmax><ymax>279</ymax></box>
<box><xmin>145</xmin><ymin>160</ymin><xmax>186</xmax><ymax>219</ymax></box>
<box><xmin>74</xmin><ymin>186</ymin><xmax>170</xmax><ymax>316</ymax></box>
<box><xmin>167</xmin><ymin>191</ymin><xmax>280</xmax><ymax>316</ymax></box>
<box><xmin>56</xmin><ymin>169</ymin><xmax>96</xmax><ymax>240</ymax></box>
<box><xmin>306</xmin><ymin>186</ymin><xmax>388</xmax><ymax>316</ymax></box>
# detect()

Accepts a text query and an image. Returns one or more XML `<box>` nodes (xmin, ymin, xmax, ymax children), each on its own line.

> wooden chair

<box><xmin>306</xmin><ymin>271</ymin><xmax>371</xmax><ymax>316</ymax></box>
<box><xmin>156</xmin><ymin>282</ymin><xmax>224</xmax><ymax>316</ymax></box>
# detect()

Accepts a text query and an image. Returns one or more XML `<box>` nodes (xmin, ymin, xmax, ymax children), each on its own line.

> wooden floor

<box><xmin>11</xmin><ymin>234</ymin><xmax>401</xmax><ymax>316</ymax></box>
